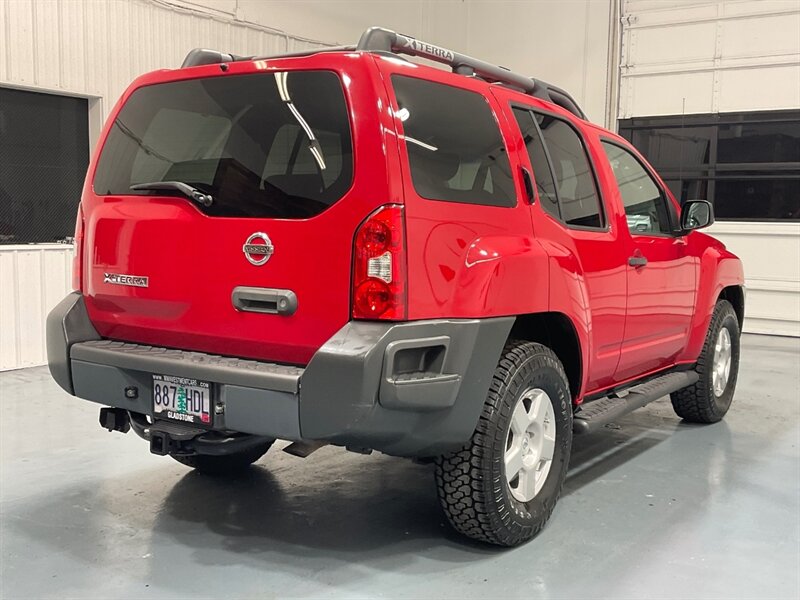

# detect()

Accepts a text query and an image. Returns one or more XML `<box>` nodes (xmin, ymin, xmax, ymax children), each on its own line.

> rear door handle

<box><xmin>628</xmin><ymin>255</ymin><xmax>648</xmax><ymax>267</ymax></box>
<box><xmin>232</xmin><ymin>287</ymin><xmax>297</xmax><ymax>315</ymax></box>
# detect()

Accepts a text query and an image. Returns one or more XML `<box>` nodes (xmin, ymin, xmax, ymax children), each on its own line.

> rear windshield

<box><xmin>93</xmin><ymin>71</ymin><xmax>353</xmax><ymax>219</ymax></box>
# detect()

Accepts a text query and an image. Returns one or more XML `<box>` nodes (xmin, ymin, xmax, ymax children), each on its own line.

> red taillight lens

<box><xmin>71</xmin><ymin>206</ymin><xmax>84</xmax><ymax>291</ymax></box>
<box><xmin>352</xmin><ymin>205</ymin><xmax>406</xmax><ymax>320</ymax></box>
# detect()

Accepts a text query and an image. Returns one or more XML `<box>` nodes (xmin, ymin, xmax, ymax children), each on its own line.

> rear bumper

<box><xmin>47</xmin><ymin>292</ymin><xmax>513</xmax><ymax>456</ymax></box>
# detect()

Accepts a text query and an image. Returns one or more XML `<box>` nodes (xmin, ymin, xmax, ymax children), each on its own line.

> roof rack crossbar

<box><xmin>181</xmin><ymin>45</ymin><xmax>356</xmax><ymax>68</ymax></box>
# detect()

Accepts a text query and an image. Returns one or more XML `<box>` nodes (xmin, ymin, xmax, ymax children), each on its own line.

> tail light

<box><xmin>352</xmin><ymin>204</ymin><xmax>407</xmax><ymax>320</ymax></box>
<box><xmin>71</xmin><ymin>205</ymin><xmax>85</xmax><ymax>291</ymax></box>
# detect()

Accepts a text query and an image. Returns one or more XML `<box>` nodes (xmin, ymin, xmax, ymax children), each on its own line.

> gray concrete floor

<box><xmin>1</xmin><ymin>334</ymin><xmax>798</xmax><ymax>600</ymax></box>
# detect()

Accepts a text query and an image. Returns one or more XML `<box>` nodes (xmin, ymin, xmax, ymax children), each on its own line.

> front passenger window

<box><xmin>602</xmin><ymin>142</ymin><xmax>672</xmax><ymax>235</ymax></box>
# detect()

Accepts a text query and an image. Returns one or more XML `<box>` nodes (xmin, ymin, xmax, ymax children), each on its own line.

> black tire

<box><xmin>671</xmin><ymin>299</ymin><xmax>740</xmax><ymax>423</ymax></box>
<box><xmin>171</xmin><ymin>440</ymin><xmax>274</xmax><ymax>475</ymax></box>
<box><xmin>435</xmin><ymin>341</ymin><xmax>572</xmax><ymax>546</ymax></box>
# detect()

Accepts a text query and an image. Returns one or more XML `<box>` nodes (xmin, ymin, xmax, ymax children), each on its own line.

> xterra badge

<box><xmin>243</xmin><ymin>232</ymin><xmax>274</xmax><ymax>266</ymax></box>
<box><xmin>103</xmin><ymin>273</ymin><xmax>149</xmax><ymax>287</ymax></box>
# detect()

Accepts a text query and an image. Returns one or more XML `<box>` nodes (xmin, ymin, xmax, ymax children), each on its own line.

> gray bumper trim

<box><xmin>71</xmin><ymin>340</ymin><xmax>303</xmax><ymax>394</ymax></box>
<box><xmin>300</xmin><ymin>317</ymin><xmax>514</xmax><ymax>456</ymax></box>
<box><xmin>46</xmin><ymin>292</ymin><xmax>101</xmax><ymax>395</ymax></box>
<box><xmin>48</xmin><ymin>291</ymin><xmax>515</xmax><ymax>457</ymax></box>
<box><xmin>71</xmin><ymin>360</ymin><xmax>302</xmax><ymax>441</ymax></box>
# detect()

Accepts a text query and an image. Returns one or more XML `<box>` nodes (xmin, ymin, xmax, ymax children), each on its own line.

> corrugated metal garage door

<box><xmin>618</xmin><ymin>0</ymin><xmax>800</xmax><ymax>337</ymax></box>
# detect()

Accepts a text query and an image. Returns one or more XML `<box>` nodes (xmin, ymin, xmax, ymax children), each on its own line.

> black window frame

<box><xmin>618</xmin><ymin>110</ymin><xmax>800</xmax><ymax>222</ymax></box>
<box><xmin>600</xmin><ymin>137</ymin><xmax>681</xmax><ymax>237</ymax></box>
<box><xmin>510</xmin><ymin>106</ymin><xmax>562</xmax><ymax>220</ymax></box>
<box><xmin>510</xmin><ymin>102</ymin><xmax>608</xmax><ymax>232</ymax></box>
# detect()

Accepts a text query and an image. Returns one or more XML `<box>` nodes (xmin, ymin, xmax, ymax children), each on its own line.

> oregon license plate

<box><xmin>152</xmin><ymin>374</ymin><xmax>212</xmax><ymax>426</ymax></box>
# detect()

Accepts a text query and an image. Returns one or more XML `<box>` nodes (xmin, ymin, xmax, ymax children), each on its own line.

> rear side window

<box><xmin>93</xmin><ymin>71</ymin><xmax>353</xmax><ymax>219</ymax></box>
<box><xmin>512</xmin><ymin>108</ymin><xmax>560</xmax><ymax>220</ymax></box>
<box><xmin>536</xmin><ymin>114</ymin><xmax>604</xmax><ymax>228</ymax></box>
<box><xmin>391</xmin><ymin>75</ymin><xmax>515</xmax><ymax>207</ymax></box>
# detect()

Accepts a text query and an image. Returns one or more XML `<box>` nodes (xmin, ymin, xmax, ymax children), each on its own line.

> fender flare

<box><xmin>682</xmin><ymin>246</ymin><xmax>745</xmax><ymax>361</ymax></box>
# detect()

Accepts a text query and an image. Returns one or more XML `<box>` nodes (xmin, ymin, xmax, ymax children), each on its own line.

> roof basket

<box><xmin>179</xmin><ymin>27</ymin><xmax>587</xmax><ymax>120</ymax></box>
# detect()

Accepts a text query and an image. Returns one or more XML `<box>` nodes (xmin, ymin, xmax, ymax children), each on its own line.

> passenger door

<box><xmin>505</xmin><ymin>101</ymin><xmax>628</xmax><ymax>393</ymax></box>
<box><xmin>600</xmin><ymin>141</ymin><xmax>696</xmax><ymax>380</ymax></box>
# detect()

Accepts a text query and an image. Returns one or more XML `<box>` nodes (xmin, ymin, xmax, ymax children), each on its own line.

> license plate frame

<box><xmin>152</xmin><ymin>374</ymin><xmax>213</xmax><ymax>427</ymax></box>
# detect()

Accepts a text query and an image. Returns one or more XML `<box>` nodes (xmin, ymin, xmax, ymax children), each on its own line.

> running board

<box><xmin>573</xmin><ymin>371</ymin><xmax>699</xmax><ymax>435</ymax></box>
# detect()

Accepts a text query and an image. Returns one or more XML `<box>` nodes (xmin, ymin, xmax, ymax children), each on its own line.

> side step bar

<box><xmin>573</xmin><ymin>371</ymin><xmax>699</xmax><ymax>434</ymax></box>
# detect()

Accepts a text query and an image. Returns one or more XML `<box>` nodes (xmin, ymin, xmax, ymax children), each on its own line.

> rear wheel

<box><xmin>671</xmin><ymin>299</ymin><xmax>740</xmax><ymax>423</ymax></box>
<box><xmin>435</xmin><ymin>341</ymin><xmax>572</xmax><ymax>546</ymax></box>
<box><xmin>170</xmin><ymin>440</ymin><xmax>274</xmax><ymax>475</ymax></box>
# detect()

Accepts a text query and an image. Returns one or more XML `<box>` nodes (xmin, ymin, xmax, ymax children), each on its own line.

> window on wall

<box><xmin>618</xmin><ymin>110</ymin><xmax>800</xmax><ymax>221</ymax></box>
<box><xmin>0</xmin><ymin>87</ymin><xmax>90</xmax><ymax>244</ymax></box>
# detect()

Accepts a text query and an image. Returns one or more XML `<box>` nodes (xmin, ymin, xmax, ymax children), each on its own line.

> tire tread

<box><xmin>435</xmin><ymin>341</ymin><xmax>570</xmax><ymax>546</ymax></box>
<box><xmin>671</xmin><ymin>299</ymin><xmax>738</xmax><ymax>423</ymax></box>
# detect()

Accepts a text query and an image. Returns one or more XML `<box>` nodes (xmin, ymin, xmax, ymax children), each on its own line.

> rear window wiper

<box><xmin>130</xmin><ymin>181</ymin><xmax>213</xmax><ymax>207</ymax></box>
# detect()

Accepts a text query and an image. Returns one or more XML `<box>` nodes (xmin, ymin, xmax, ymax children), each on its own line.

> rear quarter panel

<box><xmin>381</xmin><ymin>66</ymin><xmax>609</xmax><ymax>398</ymax></box>
<box><xmin>374</xmin><ymin>57</ymin><xmax>550</xmax><ymax>320</ymax></box>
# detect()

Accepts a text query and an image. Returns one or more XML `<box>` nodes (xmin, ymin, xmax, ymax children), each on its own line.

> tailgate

<box><xmin>81</xmin><ymin>58</ymin><xmax>395</xmax><ymax>365</ymax></box>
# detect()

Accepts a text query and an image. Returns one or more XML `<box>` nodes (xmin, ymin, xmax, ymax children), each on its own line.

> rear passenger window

<box><xmin>512</xmin><ymin>108</ymin><xmax>560</xmax><ymax>220</ymax></box>
<box><xmin>391</xmin><ymin>75</ymin><xmax>515</xmax><ymax>207</ymax></box>
<box><xmin>536</xmin><ymin>114</ymin><xmax>604</xmax><ymax>228</ymax></box>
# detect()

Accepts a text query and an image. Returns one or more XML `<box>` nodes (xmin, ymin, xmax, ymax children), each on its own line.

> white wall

<box><xmin>619</xmin><ymin>0</ymin><xmax>800</xmax><ymax>337</ymax></box>
<box><xmin>619</xmin><ymin>0</ymin><xmax>800</xmax><ymax>118</ymax></box>
<box><xmin>706</xmin><ymin>222</ymin><xmax>800</xmax><ymax>336</ymax></box>
<box><xmin>0</xmin><ymin>245</ymin><xmax>72</xmax><ymax>370</ymax></box>
<box><xmin>184</xmin><ymin>0</ymin><xmax>615</xmax><ymax>124</ymax></box>
<box><xmin>0</xmin><ymin>0</ymin><xmax>329</xmax><ymax>371</ymax></box>
<box><xmin>0</xmin><ymin>0</ymin><xmax>613</xmax><ymax>371</ymax></box>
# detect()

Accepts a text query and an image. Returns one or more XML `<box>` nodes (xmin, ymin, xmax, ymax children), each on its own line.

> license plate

<box><xmin>152</xmin><ymin>374</ymin><xmax>212</xmax><ymax>426</ymax></box>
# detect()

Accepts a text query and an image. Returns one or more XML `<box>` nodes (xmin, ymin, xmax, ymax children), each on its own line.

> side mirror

<box><xmin>681</xmin><ymin>200</ymin><xmax>714</xmax><ymax>231</ymax></box>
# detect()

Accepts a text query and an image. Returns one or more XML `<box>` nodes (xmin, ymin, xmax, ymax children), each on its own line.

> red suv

<box><xmin>47</xmin><ymin>27</ymin><xmax>745</xmax><ymax>546</ymax></box>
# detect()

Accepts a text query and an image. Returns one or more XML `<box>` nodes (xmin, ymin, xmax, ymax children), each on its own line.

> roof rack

<box><xmin>356</xmin><ymin>27</ymin><xmax>586</xmax><ymax>120</ymax></box>
<box><xmin>180</xmin><ymin>27</ymin><xmax>586</xmax><ymax>120</ymax></box>
<box><xmin>181</xmin><ymin>45</ymin><xmax>357</xmax><ymax>68</ymax></box>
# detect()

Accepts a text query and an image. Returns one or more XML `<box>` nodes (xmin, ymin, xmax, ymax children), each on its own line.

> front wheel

<box><xmin>671</xmin><ymin>299</ymin><xmax>740</xmax><ymax>423</ymax></box>
<box><xmin>435</xmin><ymin>341</ymin><xmax>572</xmax><ymax>546</ymax></box>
